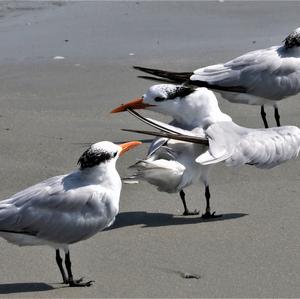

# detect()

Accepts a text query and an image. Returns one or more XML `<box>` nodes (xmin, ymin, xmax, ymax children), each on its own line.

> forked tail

<box><xmin>133</xmin><ymin>66</ymin><xmax>192</xmax><ymax>84</ymax></box>
<box><xmin>134</xmin><ymin>65</ymin><xmax>247</xmax><ymax>93</ymax></box>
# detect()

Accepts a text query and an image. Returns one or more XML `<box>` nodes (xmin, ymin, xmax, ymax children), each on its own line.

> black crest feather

<box><xmin>167</xmin><ymin>86</ymin><xmax>195</xmax><ymax>99</ymax></box>
<box><xmin>284</xmin><ymin>30</ymin><xmax>300</xmax><ymax>48</ymax></box>
<box><xmin>78</xmin><ymin>148</ymin><xmax>112</xmax><ymax>170</ymax></box>
<box><xmin>154</xmin><ymin>86</ymin><xmax>195</xmax><ymax>102</ymax></box>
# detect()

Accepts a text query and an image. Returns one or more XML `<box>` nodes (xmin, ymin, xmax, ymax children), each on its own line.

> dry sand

<box><xmin>0</xmin><ymin>1</ymin><xmax>299</xmax><ymax>298</ymax></box>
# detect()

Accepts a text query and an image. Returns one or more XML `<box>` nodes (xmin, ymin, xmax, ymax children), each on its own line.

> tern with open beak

<box><xmin>133</xmin><ymin>27</ymin><xmax>300</xmax><ymax>128</ymax></box>
<box><xmin>0</xmin><ymin>140</ymin><xmax>141</xmax><ymax>287</ymax></box>
<box><xmin>112</xmin><ymin>84</ymin><xmax>231</xmax><ymax>218</ymax></box>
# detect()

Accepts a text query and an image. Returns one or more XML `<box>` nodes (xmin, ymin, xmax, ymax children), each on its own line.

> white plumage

<box><xmin>134</xmin><ymin>27</ymin><xmax>300</xmax><ymax>128</ymax></box>
<box><xmin>0</xmin><ymin>140</ymin><xmax>141</xmax><ymax>286</ymax></box>
<box><xmin>112</xmin><ymin>83</ymin><xmax>300</xmax><ymax>217</ymax></box>
<box><xmin>124</xmin><ymin>109</ymin><xmax>300</xmax><ymax>171</ymax></box>
<box><xmin>112</xmin><ymin>84</ymin><xmax>230</xmax><ymax>217</ymax></box>
<box><xmin>196</xmin><ymin>122</ymin><xmax>300</xmax><ymax>169</ymax></box>
<box><xmin>132</xmin><ymin>138</ymin><xmax>207</xmax><ymax>194</ymax></box>
<box><xmin>191</xmin><ymin>46</ymin><xmax>300</xmax><ymax>104</ymax></box>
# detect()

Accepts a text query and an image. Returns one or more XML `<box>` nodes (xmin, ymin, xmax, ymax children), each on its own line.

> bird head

<box><xmin>111</xmin><ymin>84</ymin><xmax>230</xmax><ymax>128</ymax></box>
<box><xmin>111</xmin><ymin>84</ymin><xmax>195</xmax><ymax>115</ymax></box>
<box><xmin>77</xmin><ymin>141</ymin><xmax>141</xmax><ymax>170</ymax></box>
<box><xmin>284</xmin><ymin>27</ymin><xmax>300</xmax><ymax>49</ymax></box>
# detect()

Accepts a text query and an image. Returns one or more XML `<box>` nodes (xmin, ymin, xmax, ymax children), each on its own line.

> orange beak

<box><xmin>111</xmin><ymin>98</ymin><xmax>155</xmax><ymax>113</ymax></box>
<box><xmin>119</xmin><ymin>141</ymin><xmax>142</xmax><ymax>156</ymax></box>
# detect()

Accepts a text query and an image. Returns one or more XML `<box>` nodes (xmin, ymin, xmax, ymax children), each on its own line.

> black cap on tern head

<box><xmin>284</xmin><ymin>27</ymin><xmax>300</xmax><ymax>49</ymax></box>
<box><xmin>78</xmin><ymin>141</ymin><xmax>119</xmax><ymax>170</ymax></box>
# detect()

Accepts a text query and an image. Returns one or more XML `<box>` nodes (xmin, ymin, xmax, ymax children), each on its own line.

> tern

<box><xmin>133</xmin><ymin>27</ymin><xmax>300</xmax><ymax>128</ymax></box>
<box><xmin>112</xmin><ymin>84</ymin><xmax>231</xmax><ymax>218</ymax></box>
<box><xmin>123</xmin><ymin>121</ymin><xmax>300</xmax><ymax>172</ymax></box>
<box><xmin>0</xmin><ymin>140</ymin><xmax>141</xmax><ymax>287</ymax></box>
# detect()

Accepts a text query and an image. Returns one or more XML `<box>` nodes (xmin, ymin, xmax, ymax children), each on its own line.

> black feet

<box><xmin>202</xmin><ymin>186</ymin><xmax>222</xmax><ymax>219</ymax></box>
<box><xmin>68</xmin><ymin>277</ymin><xmax>94</xmax><ymax>287</ymax></box>
<box><xmin>54</xmin><ymin>250</ymin><xmax>94</xmax><ymax>287</ymax></box>
<box><xmin>182</xmin><ymin>209</ymin><xmax>200</xmax><ymax>216</ymax></box>
<box><xmin>179</xmin><ymin>190</ymin><xmax>199</xmax><ymax>216</ymax></box>
<box><xmin>202</xmin><ymin>211</ymin><xmax>223</xmax><ymax>219</ymax></box>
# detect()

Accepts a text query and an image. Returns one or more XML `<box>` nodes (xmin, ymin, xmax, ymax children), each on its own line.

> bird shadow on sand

<box><xmin>0</xmin><ymin>282</ymin><xmax>55</xmax><ymax>294</ymax></box>
<box><xmin>109</xmin><ymin>211</ymin><xmax>248</xmax><ymax>230</ymax></box>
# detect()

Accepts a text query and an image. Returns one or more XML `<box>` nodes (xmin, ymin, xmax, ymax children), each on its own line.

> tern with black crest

<box><xmin>112</xmin><ymin>84</ymin><xmax>231</xmax><ymax>218</ymax></box>
<box><xmin>123</xmin><ymin>119</ymin><xmax>300</xmax><ymax>172</ymax></box>
<box><xmin>122</xmin><ymin>111</ymin><xmax>300</xmax><ymax>192</ymax></box>
<box><xmin>0</xmin><ymin>140</ymin><xmax>141</xmax><ymax>286</ymax></box>
<box><xmin>134</xmin><ymin>27</ymin><xmax>300</xmax><ymax>128</ymax></box>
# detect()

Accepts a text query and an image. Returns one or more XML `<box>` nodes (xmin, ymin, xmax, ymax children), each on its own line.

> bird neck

<box><xmin>80</xmin><ymin>161</ymin><xmax>121</xmax><ymax>190</ymax></box>
<box><xmin>281</xmin><ymin>45</ymin><xmax>300</xmax><ymax>57</ymax></box>
<box><xmin>171</xmin><ymin>90</ymin><xmax>232</xmax><ymax>129</ymax></box>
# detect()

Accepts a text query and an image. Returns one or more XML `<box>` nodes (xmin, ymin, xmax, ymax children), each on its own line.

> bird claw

<box><xmin>201</xmin><ymin>211</ymin><xmax>223</xmax><ymax>219</ymax></box>
<box><xmin>68</xmin><ymin>277</ymin><xmax>94</xmax><ymax>287</ymax></box>
<box><xmin>182</xmin><ymin>209</ymin><xmax>200</xmax><ymax>216</ymax></box>
<box><xmin>76</xmin><ymin>277</ymin><xmax>84</xmax><ymax>283</ymax></box>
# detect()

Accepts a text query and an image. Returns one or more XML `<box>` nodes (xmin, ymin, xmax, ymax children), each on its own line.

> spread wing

<box><xmin>197</xmin><ymin>123</ymin><xmax>300</xmax><ymax>169</ymax></box>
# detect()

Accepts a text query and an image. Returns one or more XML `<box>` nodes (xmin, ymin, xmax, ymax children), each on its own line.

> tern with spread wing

<box><xmin>112</xmin><ymin>84</ymin><xmax>231</xmax><ymax>218</ymax></box>
<box><xmin>0</xmin><ymin>140</ymin><xmax>141</xmax><ymax>286</ymax></box>
<box><xmin>133</xmin><ymin>27</ymin><xmax>300</xmax><ymax>128</ymax></box>
<box><xmin>123</xmin><ymin>120</ymin><xmax>300</xmax><ymax>172</ymax></box>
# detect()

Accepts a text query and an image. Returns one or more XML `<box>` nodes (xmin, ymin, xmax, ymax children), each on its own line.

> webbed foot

<box><xmin>182</xmin><ymin>209</ymin><xmax>200</xmax><ymax>216</ymax></box>
<box><xmin>202</xmin><ymin>211</ymin><xmax>223</xmax><ymax>219</ymax></box>
<box><xmin>68</xmin><ymin>277</ymin><xmax>94</xmax><ymax>287</ymax></box>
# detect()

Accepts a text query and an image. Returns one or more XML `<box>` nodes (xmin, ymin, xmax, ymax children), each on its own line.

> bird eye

<box><xmin>113</xmin><ymin>152</ymin><xmax>118</xmax><ymax>158</ymax></box>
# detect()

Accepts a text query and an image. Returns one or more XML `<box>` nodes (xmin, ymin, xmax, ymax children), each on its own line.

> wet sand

<box><xmin>0</xmin><ymin>1</ymin><xmax>299</xmax><ymax>298</ymax></box>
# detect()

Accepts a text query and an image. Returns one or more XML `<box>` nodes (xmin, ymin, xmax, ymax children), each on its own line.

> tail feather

<box><xmin>133</xmin><ymin>66</ymin><xmax>192</xmax><ymax>84</ymax></box>
<box><xmin>134</xmin><ymin>65</ymin><xmax>247</xmax><ymax>93</ymax></box>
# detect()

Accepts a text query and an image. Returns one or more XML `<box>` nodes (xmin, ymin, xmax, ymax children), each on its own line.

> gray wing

<box><xmin>0</xmin><ymin>173</ymin><xmax>113</xmax><ymax>244</ymax></box>
<box><xmin>191</xmin><ymin>46</ymin><xmax>300</xmax><ymax>100</ymax></box>
<box><xmin>146</xmin><ymin>117</ymin><xmax>206</xmax><ymax>156</ymax></box>
<box><xmin>130</xmin><ymin>158</ymin><xmax>185</xmax><ymax>193</ymax></box>
<box><xmin>147</xmin><ymin>137</ymin><xmax>169</xmax><ymax>157</ymax></box>
<box><xmin>228</xmin><ymin>126</ymin><xmax>300</xmax><ymax>168</ymax></box>
<box><xmin>197</xmin><ymin>122</ymin><xmax>300</xmax><ymax>169</ymax></box>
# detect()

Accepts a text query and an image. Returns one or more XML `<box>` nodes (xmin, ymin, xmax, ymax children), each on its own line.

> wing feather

<box><xmin>191</xmin><ymin>46</ymin><xmax>300</xmax><ymax>100</ymax></box>
<box><xmin>0</xmin><ymin>172</ymin><xmax>115</xmax><ymax>244</ymax></box>
<box><xmin>196</xmin><ymin>123</ymin><xmax>300</xmax><ymax>168</ymax></box>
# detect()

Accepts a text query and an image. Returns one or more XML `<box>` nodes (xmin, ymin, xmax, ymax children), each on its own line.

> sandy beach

<box><xmin>0</xmin><ymin>1</ymin><xmax>299</xmax><ymax>297</ymax></box>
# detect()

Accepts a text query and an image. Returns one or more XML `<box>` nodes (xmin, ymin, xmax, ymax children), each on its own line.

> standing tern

<box><xmin>0</xmin><ymin>140</ymin><xmax>141</xmax><ymax>286</ymax></box>
<box><xmin>112</xmin><ymin>84</ymin><xmax>231</xmax><ymax>218</ymax></box>
<box><xmin>133</xmin><ymin>27</ymin><xmax>300</xmax><ymax>128</ymax></box>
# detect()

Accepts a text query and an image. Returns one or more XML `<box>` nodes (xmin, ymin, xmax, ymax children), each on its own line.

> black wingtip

<box><xmin>133</xmin><ymin>65</ymin><xmax>192</xmax><ymax>84</ymax></box>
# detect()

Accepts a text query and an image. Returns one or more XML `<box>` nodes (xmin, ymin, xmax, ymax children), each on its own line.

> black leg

<box><xmin>202</xmin><ymin>186</ymin><xmax>222</xmax><ymax>219</ymax></box>
<box><xmin>274</xmin><ymin>106</ymin><xmax>281</xmax><ymax>127</ymax></box>
<box><xmin>205</xmin><ymin>186</ymin><xmax>211</xmax><ymax>214</ymax></box>
<box><xmin>65</xmin><ymin>251</ymin><xmax>94</xmax><ymax>287</ymax></box>
<box><xmin>261</xmin><ymin>105</ymin><xmax>269</xmax><ymax>128</ymax></box>
<box><xmin>56</xmin><ymin>249</ymin><xmax>68</xmax><ymax>284</ymax></box>
<box><xmin>179</xmin><ymin>190</ymin><xmax>199</xmax><ymax>216</ymax></box>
